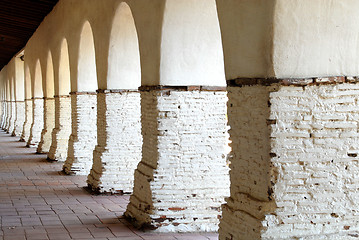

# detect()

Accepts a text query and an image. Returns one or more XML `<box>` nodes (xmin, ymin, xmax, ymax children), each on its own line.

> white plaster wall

<box><xmin>88</xmin><ymin>91</ymin><xmax>142</xmax><ymax>193</ymax></box>
<box><xmin>273</xmin><ymin>0</ymin><xmax>359</xmax><ymax>78</ymax></box>
<box><xmin>48</xmin><ymin>96</ymin><xmax>71</xmax><ymax>161</ymax></box>
<box><xmin>107</xmin><ymin>3</ymin><xmax>141</xmax><ymax>90</ymax></box>
<box><xmin>126</xmin><ymin>90</ymin><xmax>230</xmax><ymax>232</ymax></box>
<box><xmin>15</xmin><ymin>58</ymin><xmax>25</xmax><ymax>101</ymax></box>
<box><xmin>160</xmin><ymin>0</ymin><xmax>226</xmax><ymax>86</ymax></box>
<box><xmin>216</xmin><ymin>0</ymin><xmax>275</xmax><ymax>79</ymax></box>
<box><xmin>21</xmin><ymin>0</ymin><xmax>227</xmax><ymax>89</ymax></box>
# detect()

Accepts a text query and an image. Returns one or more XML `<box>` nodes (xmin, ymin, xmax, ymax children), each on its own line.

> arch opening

<box><xmin>45</xmin><ymin>51</ymin><xmax>55</xmax><ymax>98</ymax></box>
<box><xmin>77</xmin><ymin>21</ymin><xmax>98</xmax><ymax>92</ymax></box>
<box><xmin>107</xmin><ymin>2</ymin><xmax>141</xmax><ymax>90</ymax></box>
<box><xmin>33</xmin><ymin>60</ymin><xmax>43</xmax><ymax>98</ymax></box>
<box><xmin>10</xmin><ymin>78</ymin><xmax>15</xmax><ymax>101</ymax></box>
<box><xmin>160</xmin><ymin>0</ymin><xmax>225</xmax><ymax>86</ymax></box>
<box><xmin>58</xmin><ymin>39</ymin><xmax>71</xmax><ymax>96</ymax></box>
<box><xmin>25</xmin><ymin>66</ymin><xmax>32</xmax><ymax>99</ymax></box>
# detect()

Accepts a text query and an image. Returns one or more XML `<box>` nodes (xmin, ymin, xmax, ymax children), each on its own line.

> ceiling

<box><xmin>0</xmin><ymin>0</ymin><xmax>59</xmax><ymax>70</ymax></box>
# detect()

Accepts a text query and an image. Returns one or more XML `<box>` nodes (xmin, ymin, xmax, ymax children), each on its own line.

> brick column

<box><xmin>0</xmin><ymin>101</ymin><xmax>6</xmax><ymax>129</ymax></box>
<box><xmin>20</xmin><ymin>99</ymin><xmax>33</xmax><ymax>142</ymax></box>
<box><xmin>4</xmin><ymin>101</ymin><xmax>11</xmax><ymax>132</ymax></box>
<box><xmin>87</xmin><ymin>90</ymin><xmax>142</xmax><ymax>193</ymax></box>
<box><xmin>63</xmin><ymin>92</ymin><xmax>97</xmax><ymax>175</ymax></box>
<box><xmin>7</xmin><ymin>101</ymin><xmax>16</xmax><ymax>134</ymax></box>
<box><xmin>48</xmin><ymin>96</ymin><xmax>71</xmax><ymax>161</ymax></box>
<box><xmin>125</xmin><ymin>86</ymin><xmax>230</xmax><ymax>232</ymax></box>
<box><xmin>27</xmin><ymin>98</ymin><xmax>44</xmax><ymax>147</ymax></box>
<box><xmin>12</xmin><ymin>101</ymin><xmax>25</xmax><ymax>136</ymax></box>
<box><xmin>37</xmin><ymin>98</ymin><xmax>55</xmax><ymax>153</ymax></box>
<box><xmin>219</xmin><ymin>77</ymin><xmax>359</xmax><ymax>239</ymax></box>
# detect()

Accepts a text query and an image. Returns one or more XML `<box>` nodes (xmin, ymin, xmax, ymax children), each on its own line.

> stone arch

<box><xmin>33</xmin><ymin>60</ymin><xmax>43</xmax><ymax>98</ymax></box>
<box><xmin>5</xmin><ymin>78</ymin><xmax>10</xmax><ymax>101</ymax></box>
<box><xmin>10</xmin><ymin>77</ymin><xmax>15</xmax><ymax>101</ymax></box>
<box><xmin>107</xmin><ymin>2</ymin><xmax>141</xmax><ymax>90</ymax></box>
<box><xmin>77</xmin><ymin>21</ymin><xmax>98</xmax><ymax>92</ymax></box>
<box><xmin>58</xmin><ymin>39</ymin><xmax>71</xmax><ymax>96</ymax></box>
<box><xmin>45</xmin><ymin>51</ymin><xmax>55</xmax><ymax>98</ymax></box>
<box><xmin>15</xmin><ymin>58</ymin><xmax>25</xmax><ymax>101</ymax></box>
<box><xmin>24</xmin><ymin>65</ymin><xmax>32</xmax><ymax>99</ymax></box>
<box><xmin>160</xmin><ymin>0</ymin><xmax>225</xmax><ymax>86</ymax></box>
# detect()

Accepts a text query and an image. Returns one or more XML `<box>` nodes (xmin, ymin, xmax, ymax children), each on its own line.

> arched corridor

<box><xmin>2</xmin><ymin>0</ymin><xmax>359</xmax><ymax>239</ymax></box>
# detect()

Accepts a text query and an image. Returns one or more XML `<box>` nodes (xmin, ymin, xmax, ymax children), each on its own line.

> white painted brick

<box><xmin>125</xmin><ymin>90</ymin><xmax>230</xmax><ymax>232</ymax></box>
<box><xmin>38</xmin><ymin>98</ymin><xmax>55</xmax><ymax>153</ymax></box>
<box><xmin>87</xmin><ymin>91</ymin><xmax>142</xmax><ymax>193</ymax></box>
<box><xmin>20</xmin><ymin>100</ymin><xmax>33</xmax><ymax>142</ymax></box>
<box><xmin>12</xmin><ymin>101</ymin><xmax>25</xmax><ymax>136</ymax></box>
<box><xmin>48</xmin><ymin>96</ymin><xmax>72</xmax><ymax>162</ymax></box>
<box><xmin>63</xmin><ymin>94</ymin><xmax>97</xmax><ymax>175</ymax></box>
<box><xmin>220</xmin><ymin>83</ymin><xmax>359</xmax><ymax>240</ymax></box>
<box><xmin>27</xmin><ymin>99</ymin><xmax>44</xmax><ymax>147</ymax></box>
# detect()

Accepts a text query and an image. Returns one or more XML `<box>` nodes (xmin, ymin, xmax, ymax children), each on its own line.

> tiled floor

<box><xmin>0</xmin><ymin>130</ymin><xmax>218</xmax><ymax>240</ymax></box>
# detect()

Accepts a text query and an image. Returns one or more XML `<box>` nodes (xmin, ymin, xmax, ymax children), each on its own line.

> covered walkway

<box><xmin>0</xmin><ymin>131</ymin><xmax>216</xmax><ymax>240</ymax></box>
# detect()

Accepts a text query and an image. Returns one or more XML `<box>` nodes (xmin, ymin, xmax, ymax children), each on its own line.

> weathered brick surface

<box><xmin>0</xmin><ymin>101</ymin><xmax>6</xmax><ymax>129</ymax></box>
<box><xmin>220</xmin><ymin>82</ymin><xmax>359</xmax><ymax>240</ymax></box>
<box><xmin>7</xmin><ymin>102</ymin><xmax>16</xmax><ymax>134</ymax></box>
<box><xmin>88</xmin><ymin>91</ymin><xmax>142</xmax><ymax>193</ymax></box>
<box><xmin>20</xmin><ymin>100</ymin><xmax>33</xmax><ymax>142</ymax></box>
<box><xmin>48</xmin><ymin>96</ymin><xmax>71</xmax><ymax>161</ymax></box>
<box><xmin>12</xmin><ymin>101</ymin><xmax>25</xmax><ymax>136</ymax></box>
<box><xmin>27</xmin><ymin>99</ymin><xmax>44</xmax><ymax>147</ymax></box>
<box><xmin>125</xmin><ymin>90</ymin><xmax>230</xmax><ymax>232</ymax></box>
<box><xmin>37</xmin><ymin>98</ymin><xmax>55</xmax><ymax>153</ymax></box>
<box><xmin>63</xmin><ymin>93</ymin><xmax>97</xmax><ymax>175</ymax></box>
<box><xmin>4</xmin><ymin>102</ymin><xmax>12</xmax><ymax>132</ymax></box>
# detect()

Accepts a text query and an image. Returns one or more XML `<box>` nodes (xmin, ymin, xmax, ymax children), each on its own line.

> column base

<box><xmin>37</xmin><ymin>98</ymin><xmax>55</xmax><ymax>153</ymax></box>
<box><xmin>7</xmin><ymin>102</ymin><xmax>16</xmax><ymax>134</ymax></box>
<box><xmin>20</xmin><ymin>100</ymin><xmax>33</xmax><ymax>142</ymax></box>
<box><xmin>47</xmin><ymin>96</ymin><xmax>71</xmax><ymax>162</ymax></box>
<box><xmin>125</xmin><ymin>86</ymin><xmax>230</xmax><ymax>232</ymax></box>
<box><xmin>63</xmin><ymin>93</ymin><xmax>97</xmax><ymax>175</ymax></box>
<box><xmin>219</xmin><ymin>77</ymin><xmax>359</xmax><ymax>239</ymax></box>
<box><xmin>12</xmin><ymin>101</ymin><xmax>25</xmax><ymax>137</ymax></box>
<box><xmin>27</xmin><ymin>98</ymin><xmax>44</xmax><ymax>147</ymax></box>
<box><xmin>87</xmin><ymin>90</ymin><xmax>142</xmax><ymax>194</ymax></box>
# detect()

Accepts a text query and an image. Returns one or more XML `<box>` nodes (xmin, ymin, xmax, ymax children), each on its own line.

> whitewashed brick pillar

<box><xmin>63</xmin><ymin>92</ymin><xmax>97</xmax><ymax>175</ymax></box>
<box><xmin>12</xmin><ymin>101</ymin><xmax>25</xmax><ymax>136</ymax></box>
<box><xmin>7</xmin><ymin>101</ymin><xmax>16</xmax><ymax>134</ymax></box>
<box><xmin>125</xmin><ymin>86</ymin><xmax>230</xmax><ymax>232</ymax></box>
<box><xmin>87</xmin><ymin>90</ymin><xmax>142</xmax><ymax>193</ymax></box>
<box><xmin>0</xmin><ymin>101</ymin><xmax>4</xmax><ymax>129</ymax></box>
<box><xmin>20</xmin><ymin>99</ymin><xmax>33</xmax><ymax>142</ymax></box>
<box><xmin>219</xmin><ymin>77</ymin><xmax>359</xmax><ymax>240</ymax></box>
<box><xmin>48</xmin><ymin>95</ymin><xmax>72</xmax><ymax>161</ymax></box>
<box><xmin>4</xmin><ymin>101</ymin><xmax>11</xmax><ymax>131</ymax></box>
<box><xmin>1</xmin><ymin>101</ymin><xmax>7</xmax><ymax>129</ymax></box>
<box><xmin>37</xmin><ymin>98</ymin><xmax>55</xmax><ymax>153</ymax></box>
<box><xmin>27</xmin><ymin>98</ymin><xmax>44</xmax><ymax>147</ymax></box>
